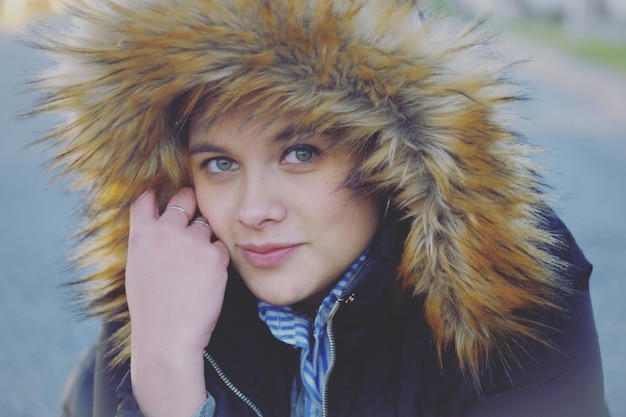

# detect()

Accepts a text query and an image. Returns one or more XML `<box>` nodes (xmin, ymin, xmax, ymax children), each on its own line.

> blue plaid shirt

<box><xmin>258</xmin><ymin>250</ymin><xmax>369</xmax><ymax>417</ymax></box>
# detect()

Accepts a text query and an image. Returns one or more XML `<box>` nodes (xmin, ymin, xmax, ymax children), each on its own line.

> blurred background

<box><xmin>1</xmin><ymin>0</ymin><xmax>624</xmax><ymax>416</ymax></box>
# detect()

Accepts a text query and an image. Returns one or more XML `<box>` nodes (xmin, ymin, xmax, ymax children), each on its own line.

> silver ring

<box><xmin>166</xmin><ymin>205</ymin><xmax>190</xmax><ymax>219</ymax></box>
<box><xmin>191</xmin><ymin>219</ymin><xmax>213</xmax><ymax>235</ymax></box>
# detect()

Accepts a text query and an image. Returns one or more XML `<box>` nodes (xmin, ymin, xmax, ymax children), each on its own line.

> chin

<box><xmin>256</xmin><ymin>293</ymin><xmax>303</xmax><ymax>307</ymax></box>
<box><xmin>242</xmin><ymin>278</ymin><xmax>304</xmax><ymax>307</ymax></box>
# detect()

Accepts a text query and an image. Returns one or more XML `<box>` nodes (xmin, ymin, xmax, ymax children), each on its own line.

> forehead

<box><xmin>188</xmin><ymin>104</ymin><xmax>319</xmax><ymax>149</ymax></box>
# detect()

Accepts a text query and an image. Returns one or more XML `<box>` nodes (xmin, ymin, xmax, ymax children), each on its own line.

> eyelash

<box><xmin>200</xmin><ymin>144</ymin><xmax>321</xmax><ymax>174</ymax></box>
<box><xmin>281</xmin><ymin>144</ymin><xmax>320</xmax><ymax>164</ymax></box>
<box><xmin>203</xmin><ymin>157</ymin><xmax>238</xmax><ymax>173</ymax></box>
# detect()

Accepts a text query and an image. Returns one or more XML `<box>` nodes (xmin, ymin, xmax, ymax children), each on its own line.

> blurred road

<box><xmin>503</xmin><ymin>36</ymin><xmax>626</xmax><ymax>417</ymax></box>
<box><xmin>507</xmin><ymin>40</ymin><xmax>626</xmax><ymax>417</ymax></box>
<box><xmin>0</xmin><ymin>25</ymin><xmax>100</xmax><ymax>416</ymax></box>
<box><xmin>1</xmin><ymin>21</ymin><xmax>624</xmax><ymax>417</ymax></box>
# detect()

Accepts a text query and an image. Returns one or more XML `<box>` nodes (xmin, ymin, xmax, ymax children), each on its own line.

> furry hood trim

<box><xmin>32</xmin><ymin>0</ymin><xmax>565</xmax><ymax>381</ymax></box>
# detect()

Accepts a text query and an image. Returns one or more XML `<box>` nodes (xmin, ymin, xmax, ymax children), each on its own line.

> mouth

<box><xmin>238</xmin><ymin>243</ymin><xmax>303</xmax><ymax>268</ymax></box>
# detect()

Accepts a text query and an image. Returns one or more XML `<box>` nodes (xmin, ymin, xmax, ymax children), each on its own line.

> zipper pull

<box><xmin>341</xmin><ymin>293</ymin><xmax>356</xmax><ymax>304</ymax></box>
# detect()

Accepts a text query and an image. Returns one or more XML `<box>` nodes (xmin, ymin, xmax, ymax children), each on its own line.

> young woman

<box><xmin>34</xmin><ymin>1</ymin><xmax>607</xmax><ymax>416</ymax></box>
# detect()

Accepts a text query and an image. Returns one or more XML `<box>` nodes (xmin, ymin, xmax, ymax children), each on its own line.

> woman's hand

<box><xmin>125</xmin><ymin>188</ymin><xmax>229</xmax><ymax>417</ymax></box>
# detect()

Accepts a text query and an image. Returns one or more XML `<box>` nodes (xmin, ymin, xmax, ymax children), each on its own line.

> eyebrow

<box><xmin>188</xmin><ymin>123</ymin><xmax>318</xmax><ymax>155</ymax></box>
<box><xmin>188</xmin><ymin>143</ymin><xmax>229</xmax><ymax>155</ymax></box>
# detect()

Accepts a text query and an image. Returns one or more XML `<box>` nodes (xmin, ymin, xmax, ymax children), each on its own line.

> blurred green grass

<box><xmin>510</xmin><ymin>19</ymin><xmax>626</xmax><ymax>74</ymax></box>
<box><xmin>432</xmin><ymin>1</ymin><xmax>626</xmax><ymax>75</ymax></box>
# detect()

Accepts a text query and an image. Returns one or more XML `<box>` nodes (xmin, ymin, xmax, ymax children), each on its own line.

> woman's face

<box><xmin>188</xmin><ymin>106</ymin><xmax>380</xmax><ymax>307</ymax></box>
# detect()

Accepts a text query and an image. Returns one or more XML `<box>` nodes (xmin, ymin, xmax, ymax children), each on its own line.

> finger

<box><xmin>211</xmin><ymin>240</ymin><xmax>231</xmax><ymax>268</ymax></box>
<box><xmin>189</xmin><ymin>216</ymin><xmax>214</xmax><ymax>237</ymax></box>
<box><xmin>161</xmin><ymin>188</ymin><xmax>197</xmax><ymax>225</ymax></box>
<box><xmin>130</xmin><ymin>190</ymin><xmax>159</xmax><ymax>229</ymax></box>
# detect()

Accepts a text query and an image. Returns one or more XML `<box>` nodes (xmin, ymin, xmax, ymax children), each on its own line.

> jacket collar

<box><xmin>206</xmin><ymin>216</ymin><xmax>415</xmax><ymax>415</ymax></box>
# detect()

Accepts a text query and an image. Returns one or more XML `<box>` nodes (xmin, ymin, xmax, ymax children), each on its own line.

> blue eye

<box><xmin>283</xmin><ymin>145</ymin><xmax>318</xmax><ymax>163</ymax></box>
<box><xmin>206</xmin><ymin>157</ymin><xmax>238</xmax><ymax>173</ymax></box>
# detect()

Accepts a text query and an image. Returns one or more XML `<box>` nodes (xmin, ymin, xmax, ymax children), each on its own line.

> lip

<box><xmin>239</xmin><ymin>243</ymin><xmax>303</xmax><ymax>268</ymax></box>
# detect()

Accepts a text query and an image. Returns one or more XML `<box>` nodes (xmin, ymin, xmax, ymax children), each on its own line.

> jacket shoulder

<box><xmin>59</xmin><ymin>345</ymin><xmax>96</xmax><ymax>417</ymax></box>
<box><xmin>542</xmin><ymin>210</ymin><xmax>593</xmax><ymax>289</ymax></box>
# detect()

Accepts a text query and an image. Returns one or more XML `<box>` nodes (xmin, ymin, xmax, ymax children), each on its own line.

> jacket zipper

<box><xmin>203</xmin><ymin>259</ymin><xmax>368</xmax><ymax>417</ymax></box>
<box><xmin>321</xmin><ymin>298</ymin><xmax>341</xmax><ymax>417</ymax></box>
<box><xmin>321</xmin><ymin>260</ymin><xmax>369</xmax><ymax>417</ymax></box>
<box><xmin>203</xmin><ymin>350</ymin><xmax>264</xmax><ymax>417</ymax></box>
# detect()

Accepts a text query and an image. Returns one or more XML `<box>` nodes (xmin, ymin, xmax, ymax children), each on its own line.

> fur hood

<box><xmin>32</xmin><ymin>0</ymin><xmax>565</xmax><ymax>380</ymax></box>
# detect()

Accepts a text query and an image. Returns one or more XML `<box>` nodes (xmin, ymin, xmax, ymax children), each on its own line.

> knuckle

<box><xmin>171</xmin><ymin>187</ymin><xmax>196</xmax><ymax>206</ymax></box>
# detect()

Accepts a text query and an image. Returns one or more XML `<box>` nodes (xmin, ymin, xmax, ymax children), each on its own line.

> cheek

<box><xmin>344</xmin><ymin>198</ymin><xmax>380</xmax><ymax>237</ymax></box>
<box><xmin>323</xmin><ymin>186</ymin><xmax>378</xmax><ymax>224</ymax></box>
<box><xmin>310</xmin><ymin>188</ymin><xmax>380</xmax><ymax>244</ymax></box>
<box><xmin>194</xmin><ymin>188</ymin><xmax>231</xmax><ymax>235</ymax></box>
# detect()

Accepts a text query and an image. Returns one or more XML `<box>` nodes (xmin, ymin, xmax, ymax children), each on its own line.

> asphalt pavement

<box><xmin>502</xmin><ymin>35</ymin><xmax>626</xmax><ymax>417</ymax></box>
<box><xmin>1</xmin><ymin>22</ymin><xmax>624</xmax><ymax>417</ymax></box>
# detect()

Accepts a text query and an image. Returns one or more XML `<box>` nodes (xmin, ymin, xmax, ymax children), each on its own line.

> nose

<box><xmin>236</xmin><ymin>171</ymin><xmax>286</xmax><ymax>229</ymax></box>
